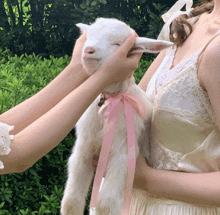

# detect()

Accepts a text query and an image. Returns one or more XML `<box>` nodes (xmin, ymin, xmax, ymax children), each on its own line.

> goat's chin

<box><xmin>83</xmin><ymin>60</ymin><xmax>102</xmax><ymax>76</ymax></box>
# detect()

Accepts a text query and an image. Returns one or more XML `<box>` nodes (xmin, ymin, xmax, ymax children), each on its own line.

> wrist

<box><xmin>144</xmin><ymin>167</ymin><xmax>158</xmax><ymax>195</ymax></box>
<box><xmin>66</xmin><ymin>64</ymin><xmax>89</xmax><ymax>80</ymax></box>
<box><xmin>93</xmin><ymin>66</ymin><xmax>118</xmax><ymax>88</ymax></box>
<box><xmin>89</xmin><ymin>70</ymin><xmax>109</xmax><ymax>92</ymax></box>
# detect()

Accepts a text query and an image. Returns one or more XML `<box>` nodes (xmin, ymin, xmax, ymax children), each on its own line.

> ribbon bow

<box><xmin>90</xmin><ymin>89</ymin><xmax>146</xmax><ymax>215</ymax></box>
<box><xmin>157</xmin><ymin>0</ymin><xmax>193</xmax><ymax>41</ymax></box>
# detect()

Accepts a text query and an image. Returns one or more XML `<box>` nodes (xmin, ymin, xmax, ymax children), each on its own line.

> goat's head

<box><xmin>76</xmin><ymin>18</ymin><xmax>173</xmax><ymax>75</ymax></box>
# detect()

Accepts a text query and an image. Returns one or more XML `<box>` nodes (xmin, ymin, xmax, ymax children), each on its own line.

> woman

<box><xmin>128</xmin><ymin>0</ymin><xmax>220</xmax><ymax>214</ymax></box>
<box><xmin>0</xmin><ymin>33</ymin><xmax>142</xmax><ymax>174</ymax></box>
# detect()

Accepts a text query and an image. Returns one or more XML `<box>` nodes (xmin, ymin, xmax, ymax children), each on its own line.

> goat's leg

<box><xmin>61</xmin><ymin>141</ymin><xmax>95</xmax><ymax>215</ymax></box>
<box><xmin>95</xmin><ymin>145</ymin><xmax>138</xmax><ymax>215</ymax></box>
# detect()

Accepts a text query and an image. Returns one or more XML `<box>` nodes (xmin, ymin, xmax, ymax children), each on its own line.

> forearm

<box><xmin>0</xmin><ymin>34</ymin><xmax>141</xmax><ymax>174</ymax></box>
<box><xmin>0</xmin><ymin>71</ymin><xmax>106</xmax><ymax>174</ymax></box>
<box><xmin>0</xmin><ymin>64</ymin><xmax>88</xmax><ymax>135</ymax></box>
<box><xmin>146</xmin><ymin>168</ymin><xmax>220</xmax><ymax>207</ymax></box>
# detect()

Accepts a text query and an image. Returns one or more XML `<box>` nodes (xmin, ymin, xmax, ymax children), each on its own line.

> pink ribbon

<box><xmin>90</xmin><ymin>89</ymin><xmax>146</xmax><ymax>215</ymax></box>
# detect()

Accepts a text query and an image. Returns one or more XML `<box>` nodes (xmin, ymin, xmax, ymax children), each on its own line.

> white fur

<box><xmin>61</xmin><ymin>18</ymin><xmax>173</xmax><ymax>215</ymax></box>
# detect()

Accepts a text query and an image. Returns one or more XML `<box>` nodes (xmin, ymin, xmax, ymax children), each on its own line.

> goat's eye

<box><xmin>113</xmin><ymin>43</ymin><xmax>121</xmax><ymax>46</ymax></box>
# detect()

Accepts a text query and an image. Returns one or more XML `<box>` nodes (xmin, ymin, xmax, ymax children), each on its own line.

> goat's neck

<box><xmin>102</xmin><ymin>76</ymin><xmax>135</xmax><ymax>95</ymax></box>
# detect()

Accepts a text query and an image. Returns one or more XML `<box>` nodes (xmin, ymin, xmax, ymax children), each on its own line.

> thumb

<box><xmin>115</xmin><ymin>35</ymin><xmax>136</xmax><ymax>56</ymax></box>
<box><xmin>77</xmin><ymin>31</ymin><xmax>87</xmax><ymax>43</ymax></box>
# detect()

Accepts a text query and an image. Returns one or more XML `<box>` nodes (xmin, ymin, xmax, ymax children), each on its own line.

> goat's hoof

<box><xmin>60</xmin><ymin>197</ymin><xmax>84</xmax><ymax>215</ymax></box>
<box><xmin>96</xmin><ymin>196</ymin><xmax>123</xmax><ymax>215</ymax></box>
<box><xmin>89</xmin><ymin>207</ymin><xmax>97</xmax><ymax>215</ymax></box>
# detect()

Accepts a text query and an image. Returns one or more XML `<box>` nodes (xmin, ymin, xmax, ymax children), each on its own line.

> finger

<box><xmin>133</xmin><ymin>31</ymin><xmax>139</xmax><ymax>37</ymax></box>
<box><xmin>128</xmin><ymin>50</ymin><xmax>143</xmax><ymax>59</ymax></box>
<box><xmin>72</xmin><ymin>32</ymin><xmax>87</xmax><ymax>56</ymax></box>
<box><xmin>73</xmin><ymin>32</ymin><xmax>87</xmax><ymax>50</ymax></box>
<box><xmin>115</xmin><ymin>35</ymin><xmax>136</xmax><ymax>57</ymax></box>
<box><xmin>127</xmin><ymin>52</ymin><xmax>143</xmax><ymax>70</ymax></box>
<box><xmin>77</xmin><ymin>31</ymin><xmax>87</xmax><ymax>43</ymax></box>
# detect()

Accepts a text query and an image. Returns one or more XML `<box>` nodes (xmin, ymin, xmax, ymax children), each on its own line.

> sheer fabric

<box><xmin>0</xmin><ymin>122</ymin><xmax>14</xmax><ymax>169</ymax></box>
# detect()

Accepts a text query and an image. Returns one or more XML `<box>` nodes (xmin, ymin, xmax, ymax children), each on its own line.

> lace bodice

<box><xmin>155</xmin><ymin>45</ymin><xmax>204</xmax><ymax>93</ymax></box>
<box><xmin>146</xmin><ymin>30</ymin><xmax>220</xmax><ymax>172</ymax></box>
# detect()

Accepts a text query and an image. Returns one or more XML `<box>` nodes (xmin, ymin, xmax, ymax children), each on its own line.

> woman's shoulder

<box><xmin>199</xmin><ymin>33</ymin><xmax>220</xmax><ymax>78</ymax></box>
<box><xmin>197</xmin><ymin>33</ymin><xmax>220</xmax><ymax>126</ymax></box>
<box><xmin>204</xmin><ymin>33</ymin><xmax>220</xmax><ymax>57</ymax></box>
<box><xmin>198</xmin><ymin>37</ymin><xmax>220</xmax><ymax>90</ymax></box>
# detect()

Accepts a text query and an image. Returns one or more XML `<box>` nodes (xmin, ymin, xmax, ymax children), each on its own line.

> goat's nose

<box><xmin>84</xmin><ymin>46</ymin><xmax>95</xmax><ymax>54</ymax></box>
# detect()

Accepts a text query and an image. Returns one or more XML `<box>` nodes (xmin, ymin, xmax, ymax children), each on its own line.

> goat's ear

<box><xmin>76</xmin><ymin>23</ymin><xmax>90</xmax><ymax>34</ymax></box>
<box><xmin>131</xmin><ymin>37</ymin><xmax>173</xmax><ymax>54</ymax></box>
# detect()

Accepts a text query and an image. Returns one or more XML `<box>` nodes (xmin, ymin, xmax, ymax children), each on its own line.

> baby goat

<box><xmin>61</xmin><ymin>18</ymin><xmax>173</xmax><ymax>215</ymax></box>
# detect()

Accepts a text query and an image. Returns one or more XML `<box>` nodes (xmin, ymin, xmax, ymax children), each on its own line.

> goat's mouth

<box><xmin>82</xmin><ymin>56</ymin><xmax>102</xmax><ymax>72</ymax></box>
<box><xmin>82</xmin><ymin>57</ymin><xmax>102</xmax><ymax>74</ymax></box>
<box><xmin>82</xmin><ymin>55</ymin><xmax>101</xmax><ymax>61</ymax></box>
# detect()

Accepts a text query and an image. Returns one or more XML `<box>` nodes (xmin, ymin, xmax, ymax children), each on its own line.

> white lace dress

<box><xmin>129</xmin><ymin>30</ymin><xmax>220</xmax><ymax>214</ymax></box>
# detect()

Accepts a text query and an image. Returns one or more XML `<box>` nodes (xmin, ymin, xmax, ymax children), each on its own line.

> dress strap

<box><xmin>197</xmin><ymin>29</ymin><xmax>220</xmax><ymax>65</ymax></box>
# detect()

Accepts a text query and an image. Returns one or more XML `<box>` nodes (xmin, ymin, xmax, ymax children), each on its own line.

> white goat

<box><xmin>61</xmin><ymin>18</ymin><xmax>173</xmax><ymax>215</ymax></box>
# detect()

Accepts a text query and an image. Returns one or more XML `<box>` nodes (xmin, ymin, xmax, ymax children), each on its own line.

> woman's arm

<box><xmin>0</xmin><ymin>35</ymin><xmax>142</xmax><ymax>174</ymax></box>
<box><xmin>198</xmin><ymin>36</ymin><xmax>220</xmax><ymax>128</ymax></box>
<box><xmin>134</xmin><ymin>37</ymin><xmax>220</xmax><ymax>207</ymax></box>
<box><xmin>134</xmin><ymin>155</ymin><xmax>220</xmax><ymax>207</ymax></box>
<box><xmin>0</xmin><ymin>33</ymin><xmax>89</xmax><ymax>136</ymax></box>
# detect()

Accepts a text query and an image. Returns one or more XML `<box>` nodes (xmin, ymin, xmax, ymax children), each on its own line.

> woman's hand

<box><xmin>133</xmin><ymin>154</ymin><xmax>152</xmax><ymax>191</ymax></box>
<box><xmin>68</xmin><ymin>32</ymin><xmax>89</xmax><ymax>79</ymax></box>
<box><xmin>92</xmin><ymin>153</ymin><xmax>152</xmax><ymax>190</ymax></box>
<box><xmin>94</xmin><ymin>35</ymin><xmax>143</xmax><ymax>87</ymax></box>
<box><xmin>68</xmin><ymin>32</ymin><xmax>142</xmax><ymax>87</ymax></box>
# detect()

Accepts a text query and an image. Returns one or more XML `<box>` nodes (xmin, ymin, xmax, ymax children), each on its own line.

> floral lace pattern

<box><xmin>155</xmin><ymin>45</ymin><xmax>204</xmax><ymax>93</ymax></box>
<box><xmin>146</xmin><ymin>42</ymin><xmax>219</xmax><ymax>171</ymax></box>
<box><xmin>150</xmin><ymin>139</ymin><xmax>183</xmax><ymax>170</ymax></box>
<box><xmin>0</xmin><ymin>122</ymin><xmax>14</xmax><ymax>169</ymax></box>
<box><xmin>193</xmin><ymin>66</ymin><xmax>218</xmax><ymax>124</ymax></box>
<box><xmin>156</xmin><ymin>64</ymin><xmax>216</xmax><ymax>127</ymax></box>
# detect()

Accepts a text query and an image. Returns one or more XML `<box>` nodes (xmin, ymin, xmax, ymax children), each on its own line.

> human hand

<box><xmin>133</xmin><ymin>154</ymin><xmax>152</xmax><ymax>191</ymax></box>
<box><xmin>95</xmin><ymin>34</ymin><xmax>143</xmax><ymax>87</ymax></box>
<box><xmin>68</xmin><ymin>32</ymin><xmax>89</xmax><ymax>78</ymax></box>
<box><xmin>92</xmin><ymin>153</ymin><xmax>152</xmax><ymax>185</ymax></box>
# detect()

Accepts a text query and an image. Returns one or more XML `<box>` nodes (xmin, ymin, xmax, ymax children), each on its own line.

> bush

<box><xmin>0</xmin><ymin>52</ymin><xmax>155</xmax><ymax>214</ymax></box>
<box><xmin>0</xmin><ymin>0</ymin><xmax>176</xmax><ymax>58</ymax></box>
<box><xmin>0</xmin><ymin>52</ymin><xmax>73</xmax><ymax>214</ymax></box>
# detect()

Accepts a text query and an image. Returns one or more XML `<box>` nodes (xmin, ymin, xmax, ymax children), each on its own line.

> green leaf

<box><xmin>86</xmin><ymin>0</ymin><xmax>91</xmax><ymax>5</ymax></box>
<box><xmin>91</xmin><ymin>1</ymin><xmax>97</xmax><ymax>6</ymax></box>
<box><xmin>100</xmin><ymin>0</ymin><xmax>107</xmax><ymax>3</ymax></box>
<box><xmin>80</xmin><ymin>3</ymin><xmax>87</xmax><ymax>9</ymax></box>
<box><xmin>29</xmin><ymin>168</ymin><xmax>37</xmax><ymax>176</ymax></box>
<box><xmin>0</xmin><ymin>202</ymin><xmax>5</xmax><ymax>208</ymax></box>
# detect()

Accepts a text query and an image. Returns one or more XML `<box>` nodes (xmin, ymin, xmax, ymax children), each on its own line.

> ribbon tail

<box><xmin>125</xmin><ymin>92</ymin><xmax>147</xmax><ymax>118</ymax></box>
<box><xmin>90</xmin><ymin>100</ymin><xmax>122</xmax><ymax>209</ymax></box>
<box><xmin>121</xmin><ymin>101</ymin><xmax>136</xmax><ymax>215</ymax></box>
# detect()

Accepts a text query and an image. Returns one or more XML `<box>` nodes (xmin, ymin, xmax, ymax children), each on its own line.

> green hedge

<box><xmin>0</xmin><ymin>0</ymin><xmax>175</xmax><ymax>58</ymax></box>
<box><xmin>0</xmin><ymin>51</ymin><xmax>154</xmax><ymax>214</ymax></box>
